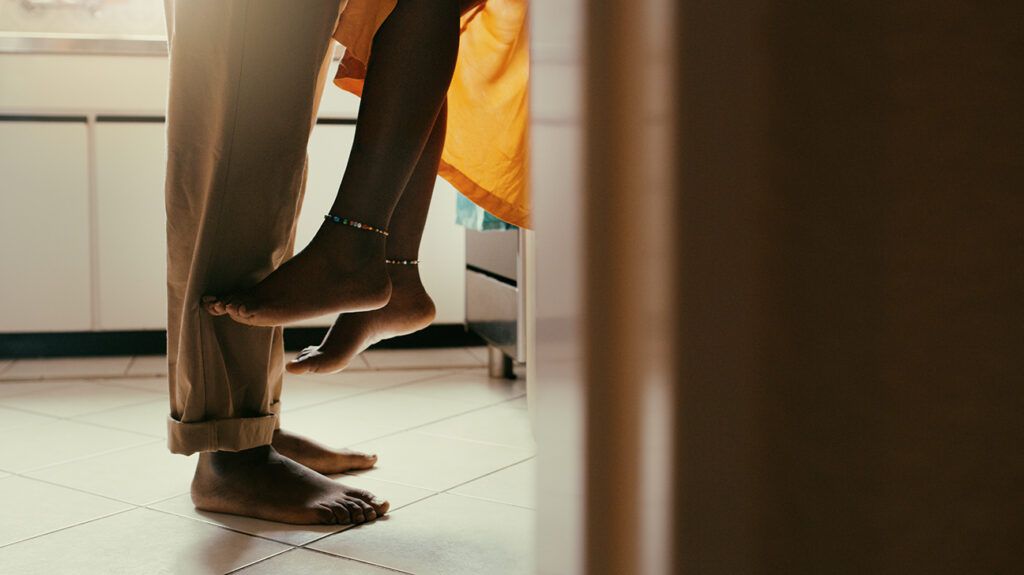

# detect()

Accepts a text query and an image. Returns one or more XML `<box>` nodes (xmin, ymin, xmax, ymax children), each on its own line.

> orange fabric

<box><xmin>332</xmin><ymin>0</ymin><xmax>531</xmax><ymax>228</ymax></box>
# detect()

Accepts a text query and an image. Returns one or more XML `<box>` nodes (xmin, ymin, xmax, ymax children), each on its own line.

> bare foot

<box><xmin>287</xmin><ymin>264</ymin><xmax>436</xmax><ymax>374</ymax></box>
<box><xmin>272</xmin><ymin>428</ymin><xmax>378</xmax><ymax>475</ymax></box>
<box><xmin>203</xmin><ymin>223</ymin><xmax>392</xmax><ymax>327</ymax></box>
<box><xmin>191</xmin><ymin>445</ymin><xmax>389</xmax><ymax>525</ymax></box>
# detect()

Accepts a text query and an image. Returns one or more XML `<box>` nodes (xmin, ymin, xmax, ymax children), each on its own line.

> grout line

<box><xmin>439</xmin><ymin>455</ymin><xmax>537</xmax><ymax>495</ymax></box>
<box><xmin>0</xmin><ymin>392</ymin><xmax>165</xmax><ymax>422</ymax></box>
<box><xmin>0</xmin><ymin>370</ymin><xmax>160</xmax><ymax>384</ymax></box>
<box><xmin>9</xmin><ymin>435</ymin><xmax>162</xmax><ymax>476</ymax></box>
<box><xmin>280</xmin><ymin>370</ymin><xmax>467</xmax><ymax>416</ymax></box>
<box><xmin>0</xmin><ymin>507</ymin><xmax>137</xmax><ymax>551</ymax></box>
<box><xmin>298</xmin><ymin>546</ymin><xmax>418</xmax><ymax>574</ymax></box>
<box><xmin>340</xmin><ymin>395</ymin><xmax>535</xmax><ymax>451</ymax></box>
<box><xmin>222</xmin><ymin>547</ymin><xmax>297</xmax><ymax>575</ymax></box>
<box><xmin>143</xmin><ymin>505</ymin><xmax>312</xmax><ymax>548</ymax></box>
<box><xmin>297</xmin><ymin>493</ymin><xmax>445</xmax><ymax>549</ymax></box>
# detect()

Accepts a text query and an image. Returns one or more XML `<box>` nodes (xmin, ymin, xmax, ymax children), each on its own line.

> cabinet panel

<box><xmin>94</xmin><ymin>123</ymin><xmax>167</xmax><ymax>330</ymax></box>
<box><xmin>0</xmin><ymin>121</ymin><xmax>92</xmax><ymax>332</ymax></box>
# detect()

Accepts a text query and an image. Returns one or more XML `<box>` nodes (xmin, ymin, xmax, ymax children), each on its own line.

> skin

<box><xmin>191</xmin><ymin>0</ymin><xmax>475</xmax><ymax>525</ymax></box>
<box><xmin>192</xmin><ymin>446</ymin><xmax>388</xmax><ymax>525</ymax></box>
<box><xmin>205</xmin><ymin>0</ymin><xmax>462</xmax><ymax>327</ymax></box>
<box><xmin>288</xmin><ymin>104</ymin><xmax>447</xmax><ymax>374</ymax></box>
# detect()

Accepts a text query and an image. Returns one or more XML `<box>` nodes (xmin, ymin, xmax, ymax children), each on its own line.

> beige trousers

<box><xmin>164</xmin><ymin>0</ymin><xmax>346</xmax><ymax>455</ymax></box>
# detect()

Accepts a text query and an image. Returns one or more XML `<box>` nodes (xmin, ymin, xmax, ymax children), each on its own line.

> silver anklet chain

<box><xmin>385</xmin><ymin>258</ymin><xmax>420</xmax><ymax>265</ymax></box>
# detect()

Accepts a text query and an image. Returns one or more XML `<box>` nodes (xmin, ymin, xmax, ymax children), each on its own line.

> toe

<box><xmin>354</xmin><ymin>498</ymin><xmax>377</xmax><ymax>521</ymax></box>
<box><xmin>314</xmin><ymin>503</ymin><xmax>339</xmax><ymax>524</ymax></box>
<box><xmin>344</xmin><ymin>499</ymin><xmax>366</xmax><ymax>523</ymax></box>
<box><xmin>348</xmin><ymin>488</ymin><xmax>389</xmax><ymax>516</ymax></box>
<box><xmin>329</xmin><ymin>501</ymin><xmax>352</xmax><ymax>525</ymax></box>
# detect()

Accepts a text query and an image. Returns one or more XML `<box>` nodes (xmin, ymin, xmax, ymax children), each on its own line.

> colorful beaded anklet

<box><xmin>324</xmin><ymin>214</ymin><xmax>389</xmax><ymax>237</ymax></box>
<box><xmin>385</xmin><ymin>259</ymin><xmax>420</xmax><ymax>265</ymax></box>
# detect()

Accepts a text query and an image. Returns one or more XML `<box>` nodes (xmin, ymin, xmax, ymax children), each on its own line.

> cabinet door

<box><xmin>94</xmin><ymin>122</ymin><xmax>167</xmax><ymax>330</ymax></box>
<box><xmin>300</xmin><ymin>123</ymin><xmax>466</xmax><ymax>327</ymax></box>
<box><xmin>0</xmin><ymin>121</ymin><xmax>92</xmax><ymax>332</ymax></box>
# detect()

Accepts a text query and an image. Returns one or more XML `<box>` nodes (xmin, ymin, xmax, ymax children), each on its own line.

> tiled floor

<box><xmin>0</xmin><ymin>348</ymin><xmax>535</xmax><ymax>575</ymax></box>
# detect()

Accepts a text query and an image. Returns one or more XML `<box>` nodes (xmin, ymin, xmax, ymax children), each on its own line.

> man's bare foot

<box><xmin>272</xmin><ymin>428</ymin><xmax>378</xmax><ymax>475</ymax></box>
<box><xmin>191</xmin><ymin>445</ymin><xmax>389</xmax><ymax>525</ymax></box>
<box><xmin>286</xmin><ymin>264</ymin><xmax>436</xmax><ymax>374</ymax></box>
<box><xmin>203</xmin><ymin>223</ymin><xmax>392</xmax><ymax>327</ymax></box>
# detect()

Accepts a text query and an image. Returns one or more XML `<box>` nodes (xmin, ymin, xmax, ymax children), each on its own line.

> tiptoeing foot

<box><xmin>191</xmin><ymin>446</ymin><xmax>389</xmax><ymax>525</ymax></box>
<box><xmin>271</xmin><ymin>428</ymin><xmax>378</xmax><ymax>475</ymax></box>
<box><xmin>203</xmin><ymin>221</ymin><xmax>391</xmax><ymax>327</ymax></box>
<box><xmin>287</xmin><ymin>263</ymin><xmax>436</xmax><ymax>374</ymax></box>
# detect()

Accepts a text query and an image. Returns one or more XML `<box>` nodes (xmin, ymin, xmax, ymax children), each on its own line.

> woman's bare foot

<box><xmin>191</xmin><ymin>445</ymin><xmax>389</xmax><ymax>525</ymax></box>
<box><xmin>203</xmin><ymin>223</ymin><xmax>392</xmax><ymax>327</ymax></box>
<box><xmin>271</xmin><ymin>428</ymin><xmax>378</xmax><ymax>475</ymax></box>
<box><xmin>287</xmin><ymin>264</ymin><xmax>436</xmax><ymax>374</ymax></box>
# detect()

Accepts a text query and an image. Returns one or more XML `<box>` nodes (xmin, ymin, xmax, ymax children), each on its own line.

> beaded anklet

<box><xmin>385</xmin><ymin>259</ymin><xmax>420</xmax><ymax>265</ymax></box>
<box><xmin>324</xmin><ymin>214</ymin><xmax>389</xmax><ymax>237</ymax></box>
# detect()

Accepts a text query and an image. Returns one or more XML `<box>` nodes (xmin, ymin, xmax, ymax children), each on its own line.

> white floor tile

<box><xmin>417</xmin><ymin>404</ymin><xmax>536</xmax><ymax>450</ymax></box>
<box><xmin>0</xmin><ymin>380</ymin><xmax>76</xmax><ymax>399</ymax></box>
<box><xmin>0</xmin><ymin>380</ymin><xmax>161</xmax><ymax>418</ymax></box>
<box><xmin>361</xmin><ymin>348</ymin><xmax>484</xmax><ymax>370</ymax></box>
<box><xmin>27</xmin><ymin>442</ymin><xmax>194</xmax><ymax>505</ymax></box>
<box><xmin>451</xmin><ymin>459</ymin><xmax>536</xmax><ymax>509</ymax></box>
<box><xmin>505</xmin><ymin>396</ymin><xmax>528</xmax><ymax>409</ymax></box>
<box><xmin>0</xmin><ymin>419</ymin><xmax>155</xmax><ymax>473</ymax></box>
<box><xmin>125</xmin><ymin>355</ymin><xmax>168</xmax><ymax>377</ymax></box>
<box><xmin>277</xmin><ymin>375</ymin><xmax>368</xmax><ymax>412</ymax></box>
<box><xmin>149</xmin><ymin>493</ymin><xmax>344</xmax><ymax>546</ymax></box>
<box><xmin>1</xmin><ymin>356</ymin><xmax>132</xmax><ymax>380</ymax></box>
<box><xmin>389</xmin><ymin>370</ymin><xmax>525</xmax><ymax>407</ymax></box>
<box><xmin>0</xmin><ymin>475</ymin><xmax>132</xmax><ymax>547</ymax></box>
<box><xmin>311</xmin><ymin>493</ymin><xmax>534</xmax><ymax>575</ymax></box>
<box><xmin>348</xmin><ymin>431</ymin><xmax>534</xmax><ymax>491</ymax></box>
<box><xmin>74</xmin><ymin>398</ymin><xmax>169</xmax><ymax>438</ymax></box>
<box><xmin>235</xmin><ymin>548</ymin><xmax>404</xmax><ymax>575</ymax></box>
<box><xmin>0</xmin><ymin>405</ymin><xmax>58</xmax><ymax>431</ymax></box>
<box><xmin>288</xmin><ymin>368</ymin><xmax>455</xmax><ymax>391</ymax></box>
<box><xmin>97</xmin><ymin>376</ymin><xmax>167</xmax><ymax>393</ymax></box>
<box><xmin>150</xmin><ymin>476</ymin><xmax>432</xmax><ymax>547</ymax></box>
<box><xmin>0</xmin><ymin>508</ymin><xmax>290</xmax><ymax>575</ymax></box>
<box><xmin>328</xmin><ymin>474</ymin><xmax>437</xmax><ymax>512</ymax></box>
<box><xmin>282</xmin><ymin>390</ymin><xmax>480</xmax><ymax>448</ymax></box>
<box><xmin>465</xmin><ymin>346</ymin><xmax>489</xmax><ymax>363</ymax></box>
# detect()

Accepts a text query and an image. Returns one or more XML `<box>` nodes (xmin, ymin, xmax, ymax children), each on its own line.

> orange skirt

<box><xmin>332</xmin><ymin>0</ymin><xmax>531</xmax><ymax>228</ymax></box>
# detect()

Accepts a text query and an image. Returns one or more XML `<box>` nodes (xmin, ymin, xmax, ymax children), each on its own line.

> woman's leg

<box><xmin>287</xmin><ymin>103</ymin><xmax>447</xmax><ymax>374</ymax></box>
<box><xmin>206</xmin><ymin>0</ymin><xmax>462</xmax><ymax>326</ymax></box>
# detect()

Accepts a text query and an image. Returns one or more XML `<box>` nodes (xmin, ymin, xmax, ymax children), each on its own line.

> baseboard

<box><xmin>0</xmin><ymin>324</ymin><xmax>482</xmax><ymax>359</ymax></box>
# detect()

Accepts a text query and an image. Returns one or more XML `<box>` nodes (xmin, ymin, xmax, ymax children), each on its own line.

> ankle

<box><xmin>387</xmin><ymin>263</ymin><xmax>424</xmax><ymax>288</ymax></box>
<box><xmin>202</xmin><ymin>445</ymin><xmax>273</xmax><ymax>470</ymax></box>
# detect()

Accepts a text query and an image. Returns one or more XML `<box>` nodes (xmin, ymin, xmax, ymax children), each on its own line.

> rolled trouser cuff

<box><xmin>167</xmin><ymin>401</ymin><xmax>281</xmax><ymax>455</ymax></box>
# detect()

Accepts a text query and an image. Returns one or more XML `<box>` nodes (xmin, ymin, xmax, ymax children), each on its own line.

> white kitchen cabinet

<box><xmin>94</xmin><ymin>122</ymin><xmax>167</xmax><ymax>330</ymax></box>
<box><xmin>0</xmin><ymin>121</ymin><xmax>92</xmax><ymax>332</ymax></box>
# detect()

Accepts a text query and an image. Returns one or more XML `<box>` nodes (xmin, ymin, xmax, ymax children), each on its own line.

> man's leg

<box><xmin>165</xmin><ymin>0</ymin><xmax>386</xmax><ymax>524</ymax></box>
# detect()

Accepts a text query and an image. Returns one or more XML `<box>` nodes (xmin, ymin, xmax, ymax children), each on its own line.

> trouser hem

<box><xmin>167</xmin><ymin>401</ymin><xmax>281</xmax><ymax>455</ymax></box>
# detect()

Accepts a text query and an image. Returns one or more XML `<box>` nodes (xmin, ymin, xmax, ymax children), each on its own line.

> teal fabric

<box><xmin>455</xmin><ymin>193</ymin><xmax>518</xmax><ymax>231</ymax></box>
